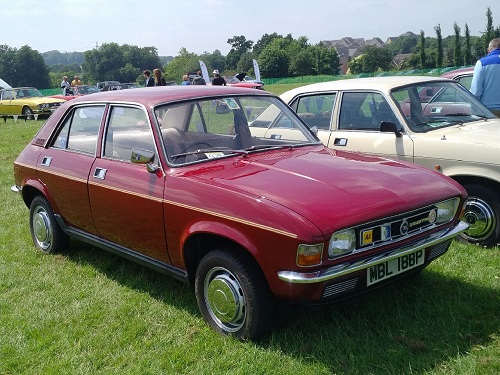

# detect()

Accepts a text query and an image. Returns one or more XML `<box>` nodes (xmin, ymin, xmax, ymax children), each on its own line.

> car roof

<box><xmin>64</xmin><ymin>85</ymin><xmax>273</xmax><ymax>107</ymax></box>
<box><xmin>280</xmin><ymin>76</ymin><xmax>454</xmax><ymax>100</ymax></box>
<box><xmin>440</xmin><ymin>66</ymin><xmax>474</xmax><ymax>79</ymax></box>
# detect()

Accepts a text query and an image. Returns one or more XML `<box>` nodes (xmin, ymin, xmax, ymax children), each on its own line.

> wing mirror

<box><xmin>131</xmin><ymin>149</ymin><xmax>160</xmax><ymax>173</ymax></box>
<box><xmin>380</xmin><ymin>121</ymin><xmax>402</xmax><ymax>138</ymax></box>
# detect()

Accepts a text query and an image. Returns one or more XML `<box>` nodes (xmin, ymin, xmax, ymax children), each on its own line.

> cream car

<box><xmin>281</xmin><ymin>76</ymin><xmax>500</xmax><ymax>247</ymax></box>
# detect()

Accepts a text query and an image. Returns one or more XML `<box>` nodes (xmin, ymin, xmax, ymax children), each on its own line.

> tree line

<box><xmin>0</xmin><ymin>7</ymin><xmax>498</xmax><ymax>89</ymax></box>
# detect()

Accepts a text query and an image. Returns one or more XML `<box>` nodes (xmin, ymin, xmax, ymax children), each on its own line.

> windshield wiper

<box><xmin>170</xmin><ymin>148</ymin><xmax>248</xmax><ymax>159</ymax></box>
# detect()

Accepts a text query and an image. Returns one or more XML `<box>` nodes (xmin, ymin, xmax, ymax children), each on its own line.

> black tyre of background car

<box><xmin>460</xmin><ymin>183</ymin><xmax>500</xmax><ymax>247</ymax></box>
<box><xmin>22</xmin><ymin>106</ymin><xmax>34</xmax><ymax>120</ymax></box>
<box><xmin>29</xmin><ymin>196</ymin><xmax>69</xmax><ymax>254</ymax></box>
<box><xmin>195</xmin><ymin>247</ymin><xmax>275</xmax><ymax>341</ymax></box>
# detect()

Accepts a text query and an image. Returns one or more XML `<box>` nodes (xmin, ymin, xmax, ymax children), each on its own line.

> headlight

<box><xmin>435</xmin><ymin>198</ymin><xmax>460</xmax><ymax>224</ymax></box>
<box><xmin>328</xmin><ymin>229</ymin><xmax>356</xmax><ymax>258</ymax></box>
<box><xmin>296</xmin><ymin>244</ymin><xmax>323</xmax><ymax>267</ymax></box>
<box><xmin>38</xmin><ymin>103</ymin><xmax>48</xmax><ymax>110</ymax></box>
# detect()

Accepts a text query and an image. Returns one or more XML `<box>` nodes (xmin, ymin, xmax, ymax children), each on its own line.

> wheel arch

<box><xmin>182</xmin><ymin>223</ymin><xmax>263</xmax><ymax>286</ymax></box>
<box><xmin>452</xmin><ymin>175</ymin><xmax>500</xmax><ymax>194</ymax></box>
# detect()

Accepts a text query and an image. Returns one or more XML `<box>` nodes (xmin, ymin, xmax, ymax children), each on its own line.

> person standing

<box><xmin>143</xmin><ymin>70</ymin><xmax>155</xmax><ymax>87</ymax></box>
<box><xmin>470</xmin><ymin>37</ymin><xmax>500</xmax><ymax>116</ymax></box>
<box><xmin>212</xmin><ymin>70</ymin><xmax>226</xmax><ymax>86</ymax></box>
<box><xmin>192</xmin><ymin>70</ymin><xmax>206</xmax><ymax>85</ymax></box>
<box><xmin>71</xmin><ymin>75</ymin><xmax>82</xmax><ymax>86</ymax></box>
<box><xmin>60</xmin><ymin>76</ymin><xmax>71</xmax><ymax>95</ymax></box>
<box><xmin>181</xmin><ymin>74</ymin><xmax>191</xmax><ymax>85</ymax></box>
<box><xmin>153</xmin><ymin>68</ymin><xmax>167</xmax><ymax>86</ymax></box>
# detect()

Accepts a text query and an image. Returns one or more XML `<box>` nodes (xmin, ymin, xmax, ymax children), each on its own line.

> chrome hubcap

<box><xmin>462</xmin><ymin>197</ymin><xmax>496</xmax><ymax>241</ymax></box>
<box><xmin>205</xmin><ymin>267</ymin><xmax>246</xmax><ymax>332</ymax></box>
<box><xmin>32</xmin><ymin>208</ymin><xmax>52</xmax><ymax>251</ymax></box>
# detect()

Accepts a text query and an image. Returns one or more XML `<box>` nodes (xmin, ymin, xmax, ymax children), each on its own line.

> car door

<box><xmin>326</xmin><ymin>91</ymin><xmax>414</xmax><ymax>162</ymax></box>
<box><xmin>37</xmin><ymin>105</ymin><xmax>105</xmax><ymax>235</ymax></box>
<box><xmin>0</xmin><ymin>89</ymin><xmax>17</xmax><ymax>115</ymax></box>
<box><xmin>88</xmin><ymin>105</ymin><xmax>169</xmax><ymax>263</ymax></box>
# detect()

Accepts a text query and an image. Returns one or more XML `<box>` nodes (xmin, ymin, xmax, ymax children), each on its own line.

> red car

<box><xmin>224</xmin><ymin>75</ymin><xmax>263</xmax><ymax>90</ymax></box>
<box><xmin>12</xmin><ymin>86</ymin><xmax>468</xmax><ymax>340</ymax></box>
<box><xmin>440</xmin><ymin>67</ymin><xmax>474</xmax><ymax>90</ymax></box>
<box><xmin>50</xmin><ymin>85</ymin><xmax>100</xmax><ymax>101</ymax></box>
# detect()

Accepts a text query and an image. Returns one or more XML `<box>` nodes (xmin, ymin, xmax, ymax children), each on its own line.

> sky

<box><xmin>3</xmin><ymin>0</ymin><xmax>500</xmax><ymax>57</ymax></box>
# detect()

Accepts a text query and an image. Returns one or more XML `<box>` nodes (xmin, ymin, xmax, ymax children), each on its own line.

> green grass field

<box><xmin>0</xmin><ymin>89</ymin><xmax>499</xmax><ymax>374</ymax></box>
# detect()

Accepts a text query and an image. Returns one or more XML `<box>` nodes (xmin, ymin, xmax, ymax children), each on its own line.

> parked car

<box><xmin>440</xmin><ymin>67</ymin><xmax>474</xmax><ymax>90</ymax></box>
<box><xmin>235</xmin><ymin>73</ymin><xmax>264</xmax><ymax>86</ymax></box>
<box><xmin>12</xmin><ymin>85</ymin><xmax>468</xmax><ymax>340</ymax></box>
<box><xmin>281</xmin><ymin>76</ymin><xmax>500</xmax><ymax>247</ymax></box>
<box><xmin>0</xmin><ymin>87</ymin><xmax>65</xmax><ymax>119</ymax></box>
<box><xmin>97</xmin><ymin>81</ymin><xmax>121</xmax><ymax>91</ymax></box>
<box><xmin>120</xmin><ymin>82</ymin><xmax>140</xmax><ymax>89</ymax></box>
<box><xmin>225</xmin><ymin>75</ymin><xmax>264</xmax><ymax>90</ymax></box>
<box><xmin>50</xmin><ymin>85</ymin><xmax>100</xmax><ymax>101</ymax></box>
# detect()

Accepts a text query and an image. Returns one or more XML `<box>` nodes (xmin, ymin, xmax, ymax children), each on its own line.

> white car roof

<box><xmin>280</xmin><ymin>76</ymin><xmax>453</xmax><ymax>101</ymax></box>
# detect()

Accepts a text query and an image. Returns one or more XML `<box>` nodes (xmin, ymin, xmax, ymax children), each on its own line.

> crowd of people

<box><xmin>61</xmin><ymin>65</ymin><xmax>230</xmax><ymax>95</ymax></box>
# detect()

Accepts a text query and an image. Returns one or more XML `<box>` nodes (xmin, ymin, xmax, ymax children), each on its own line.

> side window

<box><xmin>104</xmin><ymin>106</ymin><xmax>156</xmax><ymax>162</ymax></box>
<box><xmin>52</xmin><ymin>106</ymin><xmax>104</xmax><ymax>154</ymax></box>
<box><xmin>339</xmin><ymin>92</ymin><xmax>396</xmax><ymax>130</ymax></box>
<box><xmin>295</xmin><ymin>94</ymin><xmax>336</xmax><ymax>130</ymax></box>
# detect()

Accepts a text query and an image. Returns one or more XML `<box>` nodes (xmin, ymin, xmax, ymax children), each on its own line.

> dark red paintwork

<box><xmin>13</xmin><ymin>86</ymin><xmax>468</xmax><ymax>328</ymax></box>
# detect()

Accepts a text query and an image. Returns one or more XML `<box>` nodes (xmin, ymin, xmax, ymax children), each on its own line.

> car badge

<box><xmin>400</xmin><ymin>219</ymin><xmax>409</xmax><ymax>235</ymax></box>
<box><xmin>428</xmin><ymin>209</ymin><xmax>437</xmax><ymax>224</ymax></box>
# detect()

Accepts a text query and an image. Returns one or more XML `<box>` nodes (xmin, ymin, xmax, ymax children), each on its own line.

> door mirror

<box><xmin>131</xmin><ymin>149</ymin><xmax>159</xmax><ymax>173</ymax></box>
<box><xmin>380</xmin><ymin>121</ymin><xmax>402</xmax><ymax>138</ymax></box>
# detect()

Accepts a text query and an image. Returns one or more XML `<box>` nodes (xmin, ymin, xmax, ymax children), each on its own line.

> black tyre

<box><xmin>195</xmin><ymin>247</ymin><xmax>275</xmax><ymax>341</ymax></box>
<box><xmin>460</xmin><ymin>184</ymin><xmax>500</xmax><ymax>247</ymax></box>
<box><xmin>22</xmin><ymin>106</ymin><xmax>34</xmax><ymax>120</ymax></box>
<box><xmin>29</xmin><ymin>196</ymin><xmax>69</xmax><ymax>254</ymax></box>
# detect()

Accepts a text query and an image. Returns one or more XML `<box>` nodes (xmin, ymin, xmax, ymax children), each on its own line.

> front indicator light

<box><xmin>297</xmin><ymin>244</ymin><xmax>323</xmax><ymax>267</ymax></box>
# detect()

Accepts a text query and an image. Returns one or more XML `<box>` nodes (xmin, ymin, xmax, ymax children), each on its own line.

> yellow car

<box><xmin>0</xmin><ymin>87</ymin><xmax>65</xmax><ymax>119</ymax></box>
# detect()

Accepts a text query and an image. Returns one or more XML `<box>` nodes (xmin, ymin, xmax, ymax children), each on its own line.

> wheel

<box><xmin>195</xmin><ymin>247</ymin><xmax>275</xmax><ymax>341</ymax></box>
<box><xmin>459</xmin><ymin>183</ymin><xmax>500</xmax><ymax>247</ymax></box>
<box><xmin>29</xmin><ymin>196</ymin><xmax>69</xmax><ymax>253</ymax></box>
<box><xmin>22</xmin><ymin>106</ymin><xmax>34</xmax><ymax>120</ymax></box>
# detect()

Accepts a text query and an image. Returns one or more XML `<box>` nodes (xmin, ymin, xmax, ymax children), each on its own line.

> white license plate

<box><xmin>367</xmin><ymin>249</ymin><xmax>425</xmax><ymax>286</ymax></box>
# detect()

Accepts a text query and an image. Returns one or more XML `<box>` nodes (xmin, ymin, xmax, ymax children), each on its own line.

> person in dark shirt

<box><xmin>212</xmin><ymin>70</ymin><xmax>226</xmax><ymax>86</ymax></box>
<box><xmin>143</xmin><ymin>70</ymin><xmax>155</xmax><ymax>87</ymax></box>
<box><xmin>153</xmin><ymin>68</ymin><xmax>167</xmax><ymax>86</ymax></box>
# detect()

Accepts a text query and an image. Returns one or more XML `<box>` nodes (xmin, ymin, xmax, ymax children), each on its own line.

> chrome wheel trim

<box><xmin>462</xmin><ymin>197</ymin><xmax>496</xmax><ymax>241</ymax></box>
<box><xmin>204</xmin><ymin>266</ymin><xmax>246</xmax><ymax>332</ymax></box>
<box><xmin>32</xmin><ymin>207</ymin><xmax>53</xmax><ymax>252</ymax></box>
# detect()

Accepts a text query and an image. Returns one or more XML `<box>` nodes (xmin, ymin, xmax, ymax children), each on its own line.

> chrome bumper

<box><xmin>277</xmin><ymin>221</ymin><xmax>469</xmax><ymax>284</ymax></box>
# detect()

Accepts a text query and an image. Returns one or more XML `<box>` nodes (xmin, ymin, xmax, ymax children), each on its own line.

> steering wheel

<box><xmin>181</xmin><ymin>142</ymin><xmax>213</xmax><ymax>153</ymax></box>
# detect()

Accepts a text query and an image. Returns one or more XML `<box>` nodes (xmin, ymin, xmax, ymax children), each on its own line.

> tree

<box><xmin>253</xmin><ymin>33</ymin><xmax>282</xmax><ymax>56</ymax></box>
<box><xmin>464</xmin><ymin>24</ymin><xmax>472</xmax><ymax>65</ymax></box>
<box><xmin>226</xmin><ymin>35</ymin><xmax>253</xmax><ymax>70</ymax></box>
<box><xmin>163</xmin><ymin>48</ymin><xmax>199</xmax><ymax>82</ymax></box>
<box><xmin>420</xmin><ymin>30</ymin><xmax>427</xmax><ymax>69</ymax></box>
<box><xmin>485</xmin><ymin>7</ymin><xmax>494</xmax><ymax>49</ymax></box>
<box><xmin>312</xmin><ymin>44</ymin><xmax>340</xmax><ymax>75</ymax></box>
<box><xmin>356</xmin><ymin>45</ymin><xmax>393</xmax><ymax>73</ymax></box>
<box><xmin>434</xmin><ymin>24</ymin><xmax>444</xmax><ymax>68</ymax></box>
<box><xmin>83</xmin><ymin>43</ymin><xmax>160</xmax><ymax>84</ymax></box>
<box><xmin>453</xmin><ymin>22</ymin><xmax>462</xmax><ymax>66</ymax></box>
<box><xmin>13</xmin><ymin>46</ymin><xmax>51</xmax><ymax>88</ymax></box>
<box><xmin>258</xmin><ymin>38</ymin><xmax>290</xmax><ymax>78</ymax></box>
<box><xmin>0</xmin><ymin>44</ymin><xmax>17</xmax><ymax>86</ymax></box>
